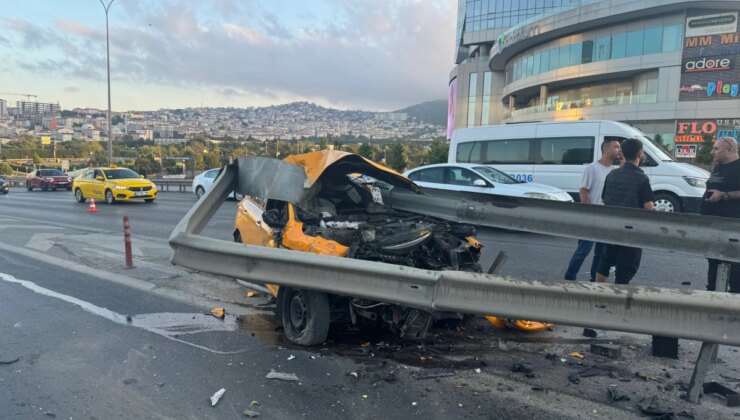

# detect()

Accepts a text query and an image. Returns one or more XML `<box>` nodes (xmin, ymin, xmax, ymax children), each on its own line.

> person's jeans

<box><xmin>564</xmin><ymin>240</ymin><xmax>603</xmax><ymax>281</ymax></box>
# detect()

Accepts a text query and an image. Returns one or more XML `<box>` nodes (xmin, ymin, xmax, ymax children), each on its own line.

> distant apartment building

<box><xmin>16</xmin><ymin>101</ymin><xmax>61</xmax><ymax>126</ymax></box>
<box><xmin>0</xmin><ymin>99</ymin><xmax>6</xmax><ymax>116</ymax></box>
<box><xmin>449</xmin><ymin>0</ymin><xmax>740</xmax><ymax>158</ymax></box>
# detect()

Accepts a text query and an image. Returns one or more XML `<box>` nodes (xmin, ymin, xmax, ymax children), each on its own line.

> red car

<box><xmin>26</xmin><ymin>169</ymin><xmax>73</xmax><ymax>191</ymax></box>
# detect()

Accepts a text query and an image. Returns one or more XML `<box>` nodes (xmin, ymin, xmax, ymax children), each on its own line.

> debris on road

<box><xmin>569</xmin><ymin>352</ymin><xmax>585</xmax><ymax>359</ymax></box>
<box><xmin>412</xmin><ymin>368</ymin><xmax>455</xmax><ymax>380</ymax></box>
<box><xmin>510</xmin><ymin>363</ymin><xmax>532</xmax><ymax>374</ymax></box>
<box><xmin>209</xmin><ymin>308</ymin><xmax>225</xmax><ymax>320</ymax></box>
<box><xmin>349</xmin><ymin>372</ymin><xmax>358</xmax><ymax>378</ymax></box>
<box><xmin>590</xmin><ymin>343</ymin><xmax>622</xmax><ymax>359</ymax></box>
<box><xmin>266</xmin><ymin>369</ymin><xmax>299</xmax><ymax>381</ymax></box>
<box><xmin>243</xmin><ymin>409</ymin><xmax>260</xmax><ymax>417</ymax></box>
<box><xmin>287</xmin><ymin>355</ymin><xmax>295</xmax><ymax>361</ymax></box>
<box><xmin>606</xmin><ymin>385</ymin><xmax>630</xmax><ymax>402</ymax></box>
<box><xmin>122</xmin><ymin>378</ymin><xmax>138</xmax><ymax>385</ymax></box>
<box><xmin>703</xmin><ymin>381</ymin><xmax>740</xmax><ymax>407</ymax></box>
<box><xmin>635</xmin><ymin>396</ymin><xmax>674</xmax><ymax>417</ymax></box>
<box><xmin>210</xmin><ymin>388</ymin><xmax>226</xmax><ymax>406</ymax></box>
<box><xmin>0</xmin><ymin>357</ymin><xmax>20</xmax><ymax>365</ymax></box>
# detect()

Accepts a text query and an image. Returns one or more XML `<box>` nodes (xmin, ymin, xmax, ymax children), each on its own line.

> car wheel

<box><xmin>75</xmin><ymin>188</ymin><xmax>86</xmax><ymax>203</ymax></box>
<box><xmin>195</xmin><ymin>186</ymin><xmax>205</xmax><ymax>199</ymax></box>
<box><xmin>26</xmin><ymin>182</ymin><xmax>33</xmax><ymax>191</ymax></box>
<box><xmin>653</xmin><ymin>193</ymin><xmax>680</xmax><ymax>213</ymax></box>
<box><xmin>105</xmin><ymin>190</ymin><xmax>115</xmax><ymax>205</ymax></box>
<box><xmin>278</xmin><ymin>287</ymin><xmax>330</xmax><ymax>346</ymax></box>
<box><xmin>144</xmin><ymin>199</ymin><xmax>154</xmax><ymax>203</ymax></box>
<box><xmin>233</xmin><ymin>192</ymin><xmax>244</xmax><ymax>201</ymax></box>
<box><xmin>41</xmin><ymin>184</ymin><xmax>48</xmax><ymax>191</ymax></box>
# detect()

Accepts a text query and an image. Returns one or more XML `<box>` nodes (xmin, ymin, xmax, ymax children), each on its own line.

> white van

<box><xmin>449</xmin><ymin>120</ymin><xmax>709</xmax><ymax>212</ymax></box>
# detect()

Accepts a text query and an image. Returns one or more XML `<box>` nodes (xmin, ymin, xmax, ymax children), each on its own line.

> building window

<box><xmin>662</xmin><ymin>24</ymin><xmax>683</xmax><ymax>52</ymax></box>
<box><xmin>611</xmin><ymin>33</ymin><xmax>626</xmax><ymax>59</ymax></box>
<box><xmin>593</xmin><ymin>36</ymin><xmax>611</xmax><ymax>62</ymax></box>
<box><xmin>482</xmin><ymin>72</ymin><xmax>492</xmax><ymax>125</ymax></box>
<box><xmin>467</xmin><ymin>73</ymin><xmax>478</xmax><ymax>127</ymax></box>
<box><xmin>625</xmin><ymin>29</ymin><xmax>644</xmax><ymax>57</ymax></box>
<box><xmin>643</xmin><ymin>27</ymin><xmax>663</xmax><ymax>55</ymax></box>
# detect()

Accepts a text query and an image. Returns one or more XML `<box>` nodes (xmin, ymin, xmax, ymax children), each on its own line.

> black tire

<box><xmin>653</xmin><ymin>193</ymin><xmax>680</xmax><ymax>213</ymax></box>
<box><xmin>75</xmin><ymin>188</ymin><xmax>86</xmax><ymax>203</ymax></box>
<box><xmin>105</xmin><ymin>189</ymin><xmax>115</xmax><ymax>205</ymax></box>
<box><xmin>144</xmin><ymin>198</ymin><xmax>154</xmax><ymax>203</ymax></box>
<box><xmin>41</xmin><ymin>184</ymin><xmax>48</xmax><ymax>192</ymax></box>
<box><xmin>195</xmin><ymin>186</ymin><xmax>205</xmax><ymax>199</ymax></box>
<box><xmin>26</xmin><ymin>182</ymin><xmax>33</xmax><ymax>191</ymax></box>
<box><xmin>278</xmin><ymin>287</ymin><xmax>330</xmax><ymax>346</ymax></box>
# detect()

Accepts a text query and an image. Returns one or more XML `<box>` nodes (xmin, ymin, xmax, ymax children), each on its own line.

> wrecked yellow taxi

<box><xmin>233</xmin><ymin>150</ymin><xmax>546</xmax><ymax>345</ymax></box>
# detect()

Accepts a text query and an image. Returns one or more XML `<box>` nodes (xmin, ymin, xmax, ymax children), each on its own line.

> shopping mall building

<box><xmin>449</xmin><ymin>0</ymin><xmax>740</xmax><ymax>159</ymax></box>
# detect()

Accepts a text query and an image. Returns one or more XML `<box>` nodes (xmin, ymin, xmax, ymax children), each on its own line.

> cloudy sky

<box><xmin>0</xmin><ymin>0</ymin><xmax>456</xmax><ymax>112</ymax></box>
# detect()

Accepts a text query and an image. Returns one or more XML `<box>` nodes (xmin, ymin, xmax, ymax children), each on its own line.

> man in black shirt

<box><xmin>701</xmin><ymin>136</ymin><xmax>740</xmax><ymax>293</ymax></box>
<box><xmin>595</xmin><ymin>138</ymin><xmax>654</xmax><ymax>285</ymax></box>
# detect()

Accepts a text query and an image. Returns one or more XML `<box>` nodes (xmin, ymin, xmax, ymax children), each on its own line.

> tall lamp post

<box><xmin>99</xmin><ymin>0</ymin><xmax>115</xmax><ymax>166</ymax></box>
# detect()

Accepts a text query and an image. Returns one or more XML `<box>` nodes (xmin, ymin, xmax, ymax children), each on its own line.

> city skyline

<box><xmin>0</xmin><ymin>0</ymin><xmax>456</xmax><ymax>112</ymax></box>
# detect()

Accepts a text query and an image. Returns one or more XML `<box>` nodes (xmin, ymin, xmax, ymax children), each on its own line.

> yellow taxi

<box><xmin>73</xmin><ymin>167</ymin><xmax>157</xmax><ymax>204</ymax></box>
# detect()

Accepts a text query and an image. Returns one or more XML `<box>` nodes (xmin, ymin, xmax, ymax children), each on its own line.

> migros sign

<box><xmin>684</xmin><ymin>56</ymin><xmax>733</xmax><ymax>72</ymax></box>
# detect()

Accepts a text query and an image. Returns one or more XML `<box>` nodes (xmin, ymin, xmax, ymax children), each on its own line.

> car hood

<box><xmin>107</xmin><ymin>179</ymin><xmax>154</xmax><ymax>187</ymax></box>
<box><xmin>235</xmin><ymin>151</ymin><xmax>420</xmax><ymax>204</ymax></box>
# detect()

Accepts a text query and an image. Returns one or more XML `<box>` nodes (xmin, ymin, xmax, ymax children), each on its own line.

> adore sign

<box><xmin>684</xmin><ymin>56</ymin><xmax>733</xmax><ymax>72</ymax></box>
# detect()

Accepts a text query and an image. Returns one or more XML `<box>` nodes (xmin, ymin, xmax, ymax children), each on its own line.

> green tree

<box><xmin>0</xmin><ymin>162</ymin><xmax>12</xmax><ymax>175</ymax></box>
<box><xmin>111</xmin><ymin>115</ymin><xmax>124</xmax><ymax>125</ymax></box>
<box><xmin>385</xmin><ymin>143</ymin><xmax>409</xmax><ymax>172</ymax></box>
<box><xmin>357</xmin><ymin>142</ymin><xmax>373</xmax><ymax>159</ymax></box>
<box><xmin>694</xmin><ymin>134</ymin><xmax>714</xmax><ymax>165</ymax></box>
<box><xmin>332</xmin><ymin>141</ymin><xmax>344</xmax><ymax>151</ymax></box>
<box><xmin>428</xmin><ymin>138</ymin><xmax>449</xmax><ymax>164</ymax></box>
<box><xmin>319</xmin><ymin>137</ymin><xmax>330</xmax><ymax>150</ymax></box>
<box><xmin>32</xmin><ymin>153</ymin><xmax>41</xmax><ymax>165</ymax></box>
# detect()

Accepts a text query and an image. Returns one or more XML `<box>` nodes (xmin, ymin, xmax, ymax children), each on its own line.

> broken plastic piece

<box><xmin>266</xmin><ymin>369</ymin><xmax>299</xmax><ymax>381</ymax></box>
<box><xmin>210</xmin><ymin>308</ymin><xmax>225</xmax><ymax>319</ymax></box>
<box><xmin>569</xmin><ymin>352</ymin><xmax>585</xmax><ymax>359</ymax></box>
<box><xmin>287</xmin><ymin>355</ymin><xmax>295</xmax><ymax>361</ymax></box>
<box><xmin>349</xmin><ymin>372</ymin><xmax>358</xmax><ymax>378</ymax></box>
<box><xmin>247</xmin><ymin>291</ymin><xmax>257</xmax><ymax>298</ymax></box>
<box><xmin>243</xmin><ymin>409</ymin><xmax>260</xmax><ymax>418</ymax></box>
<box><xmin>703</xmin><ymin>381</ymin><xmax>740</xmax><ymax>407</ymax></box>
<box><xmin>210</xmin><ymin>388</ymin><xmax>226</xmax><ymax>406</ymax></box>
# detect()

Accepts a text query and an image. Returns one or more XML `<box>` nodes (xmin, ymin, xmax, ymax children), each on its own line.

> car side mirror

<box><xmin>262</xmin><ymin>209</ymin><xmax>285</xmax><ymax>228</ymax></box>
<box><xmin>95</xmin><ymin>176</ymin><xmax>104</xmax><ymax>181</ymax></box>
<box><xmin>473</xmin><ymin>179</ymin><xmax>486</xmax><ymax>187</ymax></box>
<box><xmin>140</xmin><ymin>175</ymin><xmax>145</xmax><ymax>178</ymax></box>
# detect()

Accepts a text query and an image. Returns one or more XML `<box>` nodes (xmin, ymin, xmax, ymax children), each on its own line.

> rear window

<box><xmin>410</xmin><ymin>167</ymin><xmax>445</xmax><ymax>184</ymax></box>
<box><xmin>40</xmin><ymin>169</ymin><xmax>64</xmax><ymax>176</ymax></box>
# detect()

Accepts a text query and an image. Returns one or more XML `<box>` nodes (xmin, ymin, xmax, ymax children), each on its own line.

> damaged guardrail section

<box><xmin>169</xmin><ymin>161</ymin><xmax>740</xmax><ymax>346</ymax></box>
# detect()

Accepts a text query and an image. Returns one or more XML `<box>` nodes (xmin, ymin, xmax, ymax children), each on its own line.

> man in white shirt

<box><xmin>563</xmin><ymin>138</ymin><xmax>622</xmax><ymax>281</ymax></box>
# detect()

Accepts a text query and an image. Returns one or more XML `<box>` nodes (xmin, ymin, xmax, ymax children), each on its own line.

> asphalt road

<box><xmin>0</xmin><ymin>188</ymin><xmax>724</xmax><ymax>419</ymax></box>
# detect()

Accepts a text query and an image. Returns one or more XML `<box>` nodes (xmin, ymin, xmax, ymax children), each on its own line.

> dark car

<box><xmin>26</xmin><ymin>169</ymin><xmax>72</xmax><ymax>191</ymax></box>
<box><xmin>0</xmin><ymin>177</ymin><xmax>8</xmax><ymax>194</ymax></box>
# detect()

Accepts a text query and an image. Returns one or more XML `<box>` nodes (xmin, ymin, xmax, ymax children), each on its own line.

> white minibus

<box><xmin>449</xmin><ymin>120</ymin><xmax>709</xmax><ymax>212</ymax></box>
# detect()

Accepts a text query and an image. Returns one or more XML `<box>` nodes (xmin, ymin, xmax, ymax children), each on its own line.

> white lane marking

<box><xmin>0</xmin><ymin>241</ymin><xmax>155</xmax><ymax>292</ymax></box>
<box><xmin>0</xmin><ymin>272</ymin><xmax>248</xmax><ymax>355</ymax></box>
<box><xmin>0</xmin><ymin>225</ymin><xmax>65</xmax><ymax>230</ymax></box>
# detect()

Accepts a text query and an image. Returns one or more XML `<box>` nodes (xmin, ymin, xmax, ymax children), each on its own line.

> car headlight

<box><xmin>683</xmin><ymin>176</ymin><xmax>707</xmax><ymax>188</ymax></box>
<box><xmin>115</xmin><ymin>185</ymin><xmax>128</xmax><ymax>190</ymax></box>
<box><xmin>524</xmin><ymin>192</ymin><xmax>558</xmax><ymax>200</ymax></box>
<box><xmin>67</xmin><ymin>177</ymin><xmax>72</xmax><ymax>182</ymax></box>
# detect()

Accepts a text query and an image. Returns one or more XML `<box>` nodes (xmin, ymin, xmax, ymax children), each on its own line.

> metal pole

<box><xmin>100</xmin><ymin>0</ymin><xmax>115</xmax><ymax>166</ymax></box>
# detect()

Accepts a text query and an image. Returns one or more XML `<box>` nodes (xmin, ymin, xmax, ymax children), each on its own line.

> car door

<box><xmin>533</xmin><ymin>136</ymin><xmax>595</xmax><ymax>193</ymax></box>
<box><xmin>88</xmin><ymin>169</ymin><xmax>105</xmax><ymax>199</ymax></box>
<box><xmin>203</xmin><ymin>169</ymin><xmax>218</xmax><ymax>191</ymax></box>
<box><xmin>32</xmin><ymin>170</ymin><xmax>43</xmax><ymax>187</ymax></box>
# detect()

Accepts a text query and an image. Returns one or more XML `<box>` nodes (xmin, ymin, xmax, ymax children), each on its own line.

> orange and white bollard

<box><xmin>123</xmin><ymin>215</ymin><xmax>134</xmax><ymax>269</ymax></box>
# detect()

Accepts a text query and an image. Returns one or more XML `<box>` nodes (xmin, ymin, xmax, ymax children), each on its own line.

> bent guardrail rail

<box><xmin>168</xmin><ymin>161</ymin><xmax>740</xmax><ymax>346</ymax></box>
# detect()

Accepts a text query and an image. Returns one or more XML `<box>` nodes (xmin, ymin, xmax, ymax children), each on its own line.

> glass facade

<box><xmin>481</xmin><ymin>72</ymin><xmax>492</xmax><ymax>125</ymax></box>
<box><xmin>505</xmin><ymin>22</ymin><xmax>683</xmax><ymax>84</ymax></box>
<box><xmin>467</xmin><ymin>73</ymin><xmax>478</xmax><ymax>127</ymax></box>
<box><xmin>463</xmin><ymin>0</ymin><xmax>584</xmax><ymax>31</ymax></box>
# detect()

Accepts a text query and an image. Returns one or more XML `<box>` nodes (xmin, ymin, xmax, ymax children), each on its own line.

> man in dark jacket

<box><xmin>595</xmin><ymin>138</ymin><xmax>654</xmax><ymax>285</ymax></box>
<box><xmin>701</xmin><ymin>136</ymin><xmax>740</xmax><ymax>293</ymax></box>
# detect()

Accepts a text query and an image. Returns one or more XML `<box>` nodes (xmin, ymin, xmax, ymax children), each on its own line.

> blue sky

<box><xmin>0</xmin><ymin>0</ymin><xmax>456</xmax><ymax>112</ymax></box>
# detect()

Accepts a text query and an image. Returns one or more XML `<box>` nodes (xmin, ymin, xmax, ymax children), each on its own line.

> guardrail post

<box><xmin>687</xmin><ymin>262</ymin><xmax>730</xmax><ymax>403</ymax></box>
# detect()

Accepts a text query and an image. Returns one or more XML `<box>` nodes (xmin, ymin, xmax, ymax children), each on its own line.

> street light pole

<box><xmin>100</xmin><ymin>0</ymin><xmax>115</xmax><ymax>166</ymax></box>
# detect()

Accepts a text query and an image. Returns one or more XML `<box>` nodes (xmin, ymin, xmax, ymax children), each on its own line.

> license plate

<box><xmin>135</xmin><ymin>191</ymin><xmax>146</xmax><ymax>197</ymax></box>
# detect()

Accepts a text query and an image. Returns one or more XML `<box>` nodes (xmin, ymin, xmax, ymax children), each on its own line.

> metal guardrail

<box><xmin>168</xmin><ymin>162</ymin><xmax>740</xmax><ymax>346</ymax></box>
<box><xmin>154</xmin><ymin>179</ymin><xmax>192</xmax><ymax>193</ymax></box>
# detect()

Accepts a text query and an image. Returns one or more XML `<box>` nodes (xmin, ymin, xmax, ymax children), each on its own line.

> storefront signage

<box><xmin>686</xmin><ymin>12</ymin><xmax>738</xmax><ymax>37</ymax></box>
<box><xmin>676</xmin><ymin>119</ymin><xmax>740</xmax><ymax>142</ymax></box>
<box><xmin>680</xmin><ymin>11</ymin><xmax>740</xmax><ymax>101</ymax></box>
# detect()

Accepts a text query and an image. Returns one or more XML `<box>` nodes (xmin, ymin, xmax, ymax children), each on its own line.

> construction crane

<box><xmin>0</xmin><ymin>92</ymin><xmax>38</xmax><ymax>102</ymax></box>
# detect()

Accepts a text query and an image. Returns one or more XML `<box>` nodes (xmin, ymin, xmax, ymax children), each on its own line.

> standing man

<box><xmin>564</xmin><ymin>138</ymin><xmax>622</xmax><ymax>281</ymax></box>
<box><xmin>701</xmin><ymin>136</ymin><xmax>740</xmax><ymax>293</ymax></box>
<box><xmin>595</xmin><ymin>138</ymin><xmax>654</xmax><ymax>285</ymax></box>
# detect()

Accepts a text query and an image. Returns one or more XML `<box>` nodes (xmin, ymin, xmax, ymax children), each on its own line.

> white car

<box><xmin>404</xmin><ymin>163</ymin><xmax>574</xmax><ymax>202</ymax></box>
<box><xmin>192</xmin><ymin>168</ymin><xmax>244</xmax><ymax>200</ymax></box>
